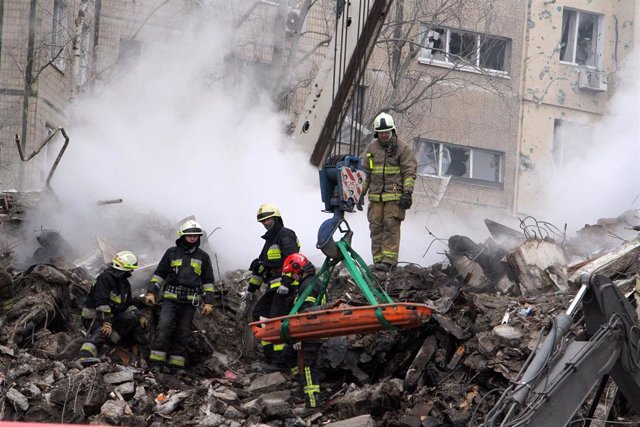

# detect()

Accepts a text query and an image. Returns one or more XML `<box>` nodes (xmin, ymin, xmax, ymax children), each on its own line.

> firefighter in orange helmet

<box><xmin>281</xmin><ymin>253</ymin><xmax>323</xmax><ymax>409</ymax></box>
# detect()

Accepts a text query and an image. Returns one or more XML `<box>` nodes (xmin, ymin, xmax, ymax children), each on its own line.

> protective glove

<box><xmin>101</xmin><ymin>322</ymin><xmax>113</xmax><ymax>337</ymax></box>
<box><xmin>399</xmin><ymin>191</ymin><xmax>412</xmax><ymax>210</ymax></box>
<box><xmin>356</xmin><ymin>194</ymin><xmax>365</xmax><ymax>211</ymax></box>
<box><xmin>139</xmin><ymin>316</ymin><xmax>149</xmax><ymax>329</ymax></box>
<box><xmin>240</xmin><ymin>290</ymin><xmax>256</xmax><ymax>302</ymax></box>
<box><xmin>201</xmin><ymin>304</ymin><xmax>214</xmax><ymax>317</ymax></box>
<box><xmin>276</xmin><ymin>285</ymin><xmax>290</xmax><ymax>295</ymax></box>
<box><xmin>249</xmin><ymin>258</ymin><xmax>265</xmax><ymax>276</ymax></box>
<box><xmin>144</xmin><ymin>293</ymin><xmax>156</xmax><ymax>306</ymax></box>
<box><xmin>293</xmin><ymin>342</ymin><xmax>302</xmax><ymax>351</ymax></box>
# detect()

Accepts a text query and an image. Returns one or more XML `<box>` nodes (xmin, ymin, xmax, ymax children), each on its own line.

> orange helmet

<box><xmin>282</xmin><ymin>253</ymin><xmax>308</xmax><ymax>275</ymax></box>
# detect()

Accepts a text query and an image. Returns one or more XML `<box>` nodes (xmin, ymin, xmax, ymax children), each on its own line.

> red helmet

<box><xmin>282</xmin><ymin>253</ymin><xmax>308</xmax><ymax>275</ymax></box>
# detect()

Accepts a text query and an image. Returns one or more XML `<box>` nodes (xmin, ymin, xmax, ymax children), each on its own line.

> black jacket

<box><xmin>147</xmin><ymin>238</ymin><xmax>215</xmax><ymax>304</ymax></box>
<box><xmin>84</xmin><ymin>267</ymin><xmax>134</xmax><ymax>321</ymax></box>
<box><xmin>295</xmin><ymin>262</ymin><xmax>322</xmax><ymax>311</ymax></box>
<box><xmin>248</xmin><ymin>219</ymin><xmax>300</xmax><ymax>292</ymax></box>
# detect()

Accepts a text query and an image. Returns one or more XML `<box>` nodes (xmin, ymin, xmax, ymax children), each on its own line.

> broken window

<box><xmin>414</xmin><ymin>139</ymin><xmax>503</xmax><ymax>184</ymax></box>
<box><xmin>552</xmin><ymin>119</ymin><xmax>595</xmax><ymax>170</ymax></box>
<box><xmin>51</xmin><ymin>0</ymin><xmax>68</xmax><ymax>71</ymax></box>
<box><xmin>560</xmin><ymin>9</ymin><xmax>600</xmax><ymax>67</ymax></box>
<box><xmin>418</xmin><ymin>25</ymin><xmax>511</xmax><ymax>73</ymax></box>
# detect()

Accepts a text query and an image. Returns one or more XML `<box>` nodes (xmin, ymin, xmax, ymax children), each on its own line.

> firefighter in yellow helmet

<box><xmin>145</xmin><ymin>220</ymin><xmax>216</xmax><ymax>372</ymax></box>
<box><xmin>359</xmin><ymin>112</ymin><xmax>417</xmax><ymax>272</ymax></box>
<box><xmin>77</xmin><ymin>251</ymin><xmax>149</xmax><ymax>366</ymax></box>
<box><xmin>244</xmin><ymin>203</ymin><xmax>300</xmax><ymax>367</ymax></box>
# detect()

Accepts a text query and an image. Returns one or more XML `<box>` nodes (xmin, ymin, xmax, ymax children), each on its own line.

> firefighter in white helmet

<box><xmin>145</xmin><ymin>219</ymin><xmax>216</xmax><ymax>372</ymax></box>
<box><xmin>359</xmin><ymin>112</ymin><xmax>417</xmax><ymax>272</ymax></box>
<box><xmin>77</xmin><ymin>251</ymin><xmax>150</xmax><ymax>366</ymax></box>
<box><xmin>244</xmin><ymin>203</ymin><xmax>300</xmax><ymax>367</ymax></box>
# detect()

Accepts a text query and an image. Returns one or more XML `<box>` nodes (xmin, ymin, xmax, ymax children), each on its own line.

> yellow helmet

<box><xmin>257</xmin><ymin>203</ymin><xmax>281</xmax><ymax>222</ymax></box>
<box><xmin>177</xmin><ymin>220</ymin><xmax>204</xmax><ymax>237</ymax></box>
<box><xmin>112</xmin><ymin>251</ymin><xmax>138</xmax><ymax>271</ymax></box>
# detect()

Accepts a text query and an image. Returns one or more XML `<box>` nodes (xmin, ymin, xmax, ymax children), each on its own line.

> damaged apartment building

<box><xmin>0</xmin><ymin>0</ymin><xmax>204</xmax><ymax>191</ymax></box>
<box><xmin>0</xmin><ymin>0</ymin><xmax>639</xmax><ymax>217</ymax></box>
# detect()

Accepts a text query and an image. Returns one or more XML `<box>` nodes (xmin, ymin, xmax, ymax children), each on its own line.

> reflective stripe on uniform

<box><xmin>368</xmin><ymin>193</ymin><xmax>402</xmax><ymax>202</ymax></box>
<box><xmin>109</xmin><ymin>291</ymin><xmax>122</xmax><ymax>304</ymax></box>
<box><xmin>404</xmin><ymin>177</ymin><xmax>415</xmax><ymax>187</ymax></box>
<box><xmin>273</xmin><ymin>343</ymin><xmax>285</xmax><ymax>351</ymax></box>
<box><xmin>382</xmin><ymin>250</ymin><xmax>398</xmax><ymax>260</ymax></box>
<box><xmin>150</xmin><ymin>350</ymin><xmax>167</xmax><ymax>362</ymax></box>
<box><xmin>304</xmin><ymin>366</ymin><xmax>320</xmax><ymax>407</ymax></box>
<box><xmin>82</xmin><ymin>307</ymin><xmax>97</xmax><ymax>319</ymax></box>
<box><xmin>170</xmin><ymin>260</ymin><xmax>182</xmax><ymax>267</ymax></box>
<box><xmin>250</xmin><ymin>276</ymin><xmax>262</xmax><ymax>286</ymax></box>
<box><xmin>168</xmin><ymin>355</ymin><xmax>186</xmax><ymax>367</ymax></box>
<box><xmin>266</xmin><ymin>244</ymin><xmax>282</xmax><ymax>261</ymax></box>
<box><xmin>371</xmin><ymin>165</ymin><xmax>401</xmax><ymax>174</ymax></box>
<box><xmin>191</xmin><ymin>259</ymin><xmax>202</xmax><ymax>275</ymax></box>
<box><xmin>81</xmin><ymin>342</ymin><xmax>98</xmax><ymax>357</ymax></box>
<box><xmin>150</xmin><ymin>275</ymin><xmax>164</xmax><ymax>286</ymax></box>
<box><xmin>290</xmin><ymin>366</ymin><xmax>299</xmax><ymax>376</ymax></box>
<box><xmin>269</xmin><ymin>278</ymin><xmax>282</xmax><ymax>289</ymax></box>
<box><xmin>163</xmin><ymin>291</ymin><xmax>200</xmax><ymax>301</ymax></box>
<box><xmin>96</xmin><ymin>305</ymin><xmax>112</xmax><ymax>314</ymax></box>
<box><xmin>202</xmin><ymin>283</ymin><xmax>214</xmax><ymax>293</ymax></box>
<box><xmin>304</xmin><ymin>296</ymin><xmax>317</xmax><ymax>304</ymax></box>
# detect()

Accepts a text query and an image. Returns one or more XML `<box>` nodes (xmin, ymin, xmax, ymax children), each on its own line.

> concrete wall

<box><xmin>380</xmin><ymin>0</ymin><xmax>527</xmax><ymax>216</ymax></box>
<box><xmin>0</xmin><ymin>0</ymin><xmax>198</xmax><ymax>190</ymax></box>
<box><xmin>515</xmin><ymin>0</ymin><xmax>637</xmax><ymax>215</ymax></box>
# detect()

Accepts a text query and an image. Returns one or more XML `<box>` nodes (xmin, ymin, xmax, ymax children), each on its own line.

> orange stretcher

<box><xmin>250</xmin><ymin>303</ymin><xmax>432</xmax><ymax>344</ymax></box>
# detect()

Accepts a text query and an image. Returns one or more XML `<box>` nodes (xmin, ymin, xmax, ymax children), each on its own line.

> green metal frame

<box><xmin>279</xmin><ymin>238</ymin><xmax>395</xmax><ymax>343</ymax></box>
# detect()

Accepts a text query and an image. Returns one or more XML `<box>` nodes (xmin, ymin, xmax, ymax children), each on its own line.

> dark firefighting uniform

<box><xmin>361</xmin><ymin>134</ymin><xmax>417</xmax><ymax>265</ymax></box>
<box><xmin>248</xmin><ymin>218</ymin><xmax>300</xmax><ymax>361</ymax></box>
<box><xmin>282</xmin><ymin>261</ymin><xmax>324</xmax><ymax>408</ymax></box>
<box><xmin>78</xmin><ymin>266</ymin><xmax>148</xmax><ymax>364</ymax></box>
<box><xmin>147</xmin><ymin>237</ymin><xmax>215</xmax><ymax>370</ymax></box>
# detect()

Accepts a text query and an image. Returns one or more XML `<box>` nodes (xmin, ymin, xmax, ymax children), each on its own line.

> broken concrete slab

<box><xmin>405</xmin><ymin>335</ymin><xmax>437</xmax><ymax>390</ymax></box>
<box><xmin>506</xmin><ymin>240</ymin><xmax>568</xmax><ymax>295</ymax></box>
<box><xmin>325</xmin><ymin>414</ymin><xmax>375</xmax><ymax>427</ymax></box>
<box><xmin>247</xmin><ymin>371</ymin><xmax>287</xmax><ymax>392</ymax></box>
<box><xmin>104</xmin><ymin>370</ymin><xmax>134</xmax><ymax>384</ymax></box>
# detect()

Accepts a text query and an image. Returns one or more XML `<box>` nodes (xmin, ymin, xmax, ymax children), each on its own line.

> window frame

<box><xmin>559</xmin><ymin>8</ymin><xmax>602</xmax><ymax>69</ymax></box>
<box><xmin>417</xmin><ymin>25</ymin><xmax>511</xmax><ymax>77</ymax></box>
<box><xmin>51</xmin><ymin>0</ymin><xmax>68</xmax><ymax>72</ymax></box>
<box><xmin>414</xmin><ymin>138</ymin><xmax>504</xmax><ymax>187</ymax></box>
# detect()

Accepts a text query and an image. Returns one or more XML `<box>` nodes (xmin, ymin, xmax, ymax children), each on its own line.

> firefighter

<box><xmin>359</xmin><ymin>112</ymin><xmax>417</xmax><ymax>272</ymax></box>
<box><xmin>145</xmin><ymin>220</ymin><xmax>215</xmax><ymax>372</ymax></box>
<box><xmin>281</xmin><ymin>253</ymin><xmax>324</xmax><ymax>409</ymax></box>
<box><xmin>243</xmin><ymin>203</ymin><xmax>300</xmax><ymax>366</ymax></box>
<box><xmin>77</xmin><ymin>251</ymin><xmax>149</xmax><ymax>366</ymax></box>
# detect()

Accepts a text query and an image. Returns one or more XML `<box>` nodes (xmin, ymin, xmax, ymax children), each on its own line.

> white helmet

<box><xmin>177</xmin><ymin>220</ymin><xmax>204</xmax><ymax>237</ymax></box>
<box><xmin>373</xmin><ymin>112</ymin><xmax>396</xmax><ymax>132</ymax></box>
<box><xmin>112</xmin><ymin>251</ymin><xmax>138</xmax><ymax>271</ymax></box>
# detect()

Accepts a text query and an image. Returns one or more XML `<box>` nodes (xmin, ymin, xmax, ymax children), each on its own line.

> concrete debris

<box><xmin>0</xmin><ymin>211</ymin><xmax>639</xmax><ymax>425</ymax></box>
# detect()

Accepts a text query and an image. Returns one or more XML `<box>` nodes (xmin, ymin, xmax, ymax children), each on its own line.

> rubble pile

<box><xmin>0</xmin><ymin>211</ymin><xmax>639</xmax><ymax>426</ymax></box>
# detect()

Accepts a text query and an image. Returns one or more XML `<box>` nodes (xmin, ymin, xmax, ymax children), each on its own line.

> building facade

<box><xmin>0</xmin><ymin>0</ymin><xmax>200</xmax><ymax>190</ymax></box>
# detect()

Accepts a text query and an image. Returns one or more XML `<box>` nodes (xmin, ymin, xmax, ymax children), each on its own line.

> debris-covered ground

<box><xmin>1</xmin><ymin>192</ymin><xmax>640</xmax><ymax>426</ymax></box>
